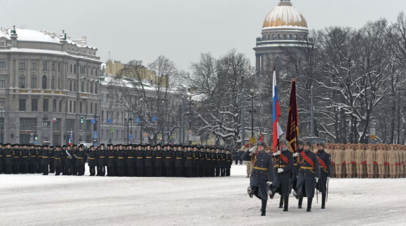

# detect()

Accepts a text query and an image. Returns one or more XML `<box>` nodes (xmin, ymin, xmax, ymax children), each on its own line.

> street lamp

<box><xmin>249</xmin><ymin>89</ymin><xmax>257</xmax><ymax>139</ymax></box>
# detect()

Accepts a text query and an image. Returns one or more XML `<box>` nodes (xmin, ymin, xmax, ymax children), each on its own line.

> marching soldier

<box><xmin>291</xmin><ymin>140</ymin><xmax>304</xmax><ymax>199</ymax></box>
<box><xmin>242</xmin><ymin>141</ymin><xmax>274</xmax><ymax>216</ymax></box>
<box><xmin>87</xmin><ymin>145</ymin><xmax>97</xmax><ymax>176</ymax></box>
<box><xmin>295</xmin><ymin>141</ymin><xmax>320</xmax><ymax>212</ymax></box>
<box><xmin>316</xmin><ymin>143</ymin><xmax>331</xmax><ymax>209</ymax></box>
<box><xmin>53</xmin><ymin>146</ymin><xmax>63</xmax><ymax>176</ymax></box>
<box><xmin>270</xmin><ymin>139</ymin><xmax>294</xmax><ymax>212</ymax></box>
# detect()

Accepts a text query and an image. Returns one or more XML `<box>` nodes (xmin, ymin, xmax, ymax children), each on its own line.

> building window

<box><xmin>81</xmin><ymin>81</ymin><xmax>84</xmax><ymax>92</ymax></box>
<box><xmin>74</xmin><ymin>81</ymin><xmax>77</xmax><ymax>92</ymax></box>
<box><xmin>51</xmin><ymin>62</ymin><xmax>56</xmax><ymax>71</ymax></box>
<box><xmin>95</xmin><ymin>103</ymin><xmax>97</xmax><ymax>114</ymax></box>
<box><xmin>43</xmin><ymin>99</ymin><xmax>49</xmax><ymax>112</ymax></box>
<box><xmin>0</xmin><ymin>42</ymin><xmax>5</xmax><ymax>47</ymax></box>
<box><xmin>58</xmin><ymin>76</ymin><xmax>61</xmax><ymax>90</ymax></box>
<box><xmin>95</xmin><ymin>84</ymin><xmax>97</xmax><ymax>94</ymax></box>
<box><xmin>69</xmin><ymin>81</ymin><xmax>72</xmax><ymax>91</ymax></box>
<box><xmin>80</xmin><ymin>102</ymin><xmax>82</xmax><ymax>113</ymax></box>
<box><xmin>101</xmin><ymin>110</ymin><xmax>104</xmax><ymax>122</ymax></box>
<box><xmin>31</xmin><ymin>99</ymin><xmax>38</xmax><ymax>112</ymax></box>
<box><xmin>289</xmin><ymin>34</ymin><xmax>293</xmax><ymax>40</ymax></box>
<box><xmin>278</xmin><ymin>34</ymin><xmax>282</xmax><ymax>40</ymax></box>
<box><xmin>0</xmin><ymin>60</ymin><xmax>6</xmax><ymax>69</ymax></box>
<box><xmin>51</xmin><ymin>76</ymin><xmax>54</xmax><ymax>89</ymax></box>
<box><xmin>74</xmin><ymin>65</ymin><xmax>77</xmax><ymax>73</ymax></box>
<box><xmin>90</xmin><ymin>83</ymin><xmax>93</xmax><ymax>93</ymax></box>
<box><xmin>42</xmin><ymin>75</ymin><xmax>47</xmax><ymax>89</ymax></box>
<box><xmin>31</xmin><ymin>74</ymin><xmax>37</xmax><ymax>88</ymax></box>
<box><xmin>91</xmin><ymin>68</ymin><xmax>93</xmax><ymax>76</ymax></box>
<box><xmin>0</xmin><ymin>78</ymin><xmax>5</xmax><ymax>88</ymax></box>
<box><xmin>70</xmin><ymin>64</ymin><xmax>72</xmax><ymax>73</ymax></box>
<box><xmin>59</xmin><ymin>100</ymin><xmax>62</xmax><ymax>112</ymax></box>
<box><xmin>69</xmin><ymin>101</ymin><xmax>72</xmax><ymax>112</ymax></box>
<box><xmin>58</xmin><ymin>62</ymin><xmax>61</xmax><ymax>72</ymax></box>
<box><xmin>52</xmin><ymin>99</ymin><xmax>57</xmax><ymax>112</ymax></box>
<box><xmin>73</xmin><ymin>101</ymin><xmax>76</xmax><ymax>113</ymax></box>
<box><xmin>31</xmin><ymin>60</ymin><xmax>37</xmax><ymax>70</ymax></box>
<box><xmin>19</xmin><ymin>61</ymin><xmax>25</xmax><ymax>70</ymax></box>
<box><xmin>283</xmin><ymin>34</ymin><xmax>287</xmax><ymax>40</ymax></box>
<box><xmin>42</xmin><ymin>61</ymin><xmax>48</xmax><ymax>71</ymax></box>
<box><xmin>19</xmin><ymin>99</ymin><xmax>26</xmax><ymax>111</ymax></box>
<box><xmin>19</xmin><ymin>74</ymin><xmax>25</xmax><ymax>88</ymax></box>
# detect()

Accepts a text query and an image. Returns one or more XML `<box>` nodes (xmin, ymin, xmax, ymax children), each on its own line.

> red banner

<box><xmin>286</xmin><ymin>79</ymin><xmax>299</xmax><ymax>153</ymax></box>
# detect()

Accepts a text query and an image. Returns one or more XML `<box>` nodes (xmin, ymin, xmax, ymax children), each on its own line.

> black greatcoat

<box><xmin>296</xmin><ymin>150</ymin><xmax>320</xmax><ymax>198</ymax></box>
<box><xmin>272</xmin><ymin>148</ymin><xmax>294</xmax><ymax>196</ymax></box>
<box><xmin>291</xmin><ymin>148</ymin><xmax>303</xmax><ymax>192</ymax></box>
<box><xmin>241</xmin><ymin>150</ymin><xmax>274</xmax><ymax>200</ymax></box>
<box><xmin>316</xmin><ymin>150</ymin><xmax>332</xmax><ymax>194</ymax></box>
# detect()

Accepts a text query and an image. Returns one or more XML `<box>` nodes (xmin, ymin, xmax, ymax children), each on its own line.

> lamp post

<box><xmin>161</xmin><ymin>100</ymin><xmax>165</xmax><ymax>145</ymax></box>
<box><xmin>249</xmin><ymin>89</ymin><xmax>257</xmax><ymax>139</ymax></box>
<box><xmin>139</xmin><ymin>97</ymin><xmax>144</xmax><ymax>144</ymax></box>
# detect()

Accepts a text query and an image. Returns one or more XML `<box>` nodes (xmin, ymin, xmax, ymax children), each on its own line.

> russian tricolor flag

<box><xmin>272</xmin><ymin>70</ymin><xmax>284</xmax><ymax>152</ymax></box>
<box><xmin>69</xmin><ymin>131</ymin><xmax>73</xmax><ymax>147</ymax></box>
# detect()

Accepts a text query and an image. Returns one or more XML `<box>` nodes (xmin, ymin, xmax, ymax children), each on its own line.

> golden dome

<box><xmin>262</xmin><ymin>0</ymin><xmax>308</xmax><ymax>28</ymax></box>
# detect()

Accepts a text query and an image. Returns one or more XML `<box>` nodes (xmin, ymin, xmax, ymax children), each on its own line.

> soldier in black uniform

<box><xmin>116</xmin><ymin>144</ymin><xmax>126</xmax><ymax>177</ymax></box>
<box><xmin>4</xmin><ymin>143</ymin><xmax>13</xmax><ymax>174</ymax></box>
<box><xmin>215</xmin><ymin>147</ymin><xmax>221</xmax><ymax>177</ymax></box>
<box><xmin>53</xmin><ymin>146</ymin><xmax>63</xmax><ymax>176</ymax></box>
<box><xmin>204</xmin><ymin>146</ymin><xmax>211</xmax><ymax>177</ymax></box>
<box><xmin>135</xmin><ymin>144</ymin><xmax>144</xmax><ymax>176</ymax></box>
<box><xmin>316</xmin><ymin>143</ymin><xmax>332</xmax><ymax>209</ymax></box>
<box><xmin>164</xmin><ymin>145</ymin><xmax>174</xmax><ymax>177</ymax></box>
<box><xmin>72</xmin><ymin>144</ymin><xmax>78</xmax><ymax>175</ymax></box>
<box><xmin>174</xmin><ymin>145</ymin><xmax>183</xmax><ymax>177</ymax></box>
<box><xmin>0</xmin><ymin>143</ymin><xmax>3</xmax><ymax>174</ymax></box>
<box><xmin>184</xmin><ymin>146</ymin><xmax>194</xmax><ymax>177</ymax></box>
<box><xmin>296</xmin><ymin>141</ymin><xmax>320</xmax><ymax>212</ymax></box>
<box><xmin>242</xmin><ymin>142</ymin><xmax>274</xmax><ymax>216</ymax></box>
<box><xmin>226</xmin><ymin>149</ymin><xmax>232</xmax><ymax>176</ymax></box>
<box><xmin>41</xmin><ymin>145</ymin><xmax>51</xmax><ymax>175</ymax></box>
<box><xmin>106</xmin><ymin>144</ymin><xmax>115</xmax><ymax>176</ymax></box>
<box><xmin>155</xmin><ymin>144</ymin><xmax>163</xmax><ymax>177</ymax></box>
<box><xmin>49</xmin><ymin>146</ymin><xmax>55</xmax><ymax>173</ymax></box>
<box><xmin>144</xmin><ymin>144</ymin><xmax>153</xmax><ymax>177</ymax></box>
<box><xmin>291</xmin><ymin>140</ymin><xmax>304</xmax><ymax>198</ymax></box>
<box><xmin>12</xmin><ymin>144</ymin><xmax>21</xmax><ymax>174</ymax></box>
<box><xmin>220</xmin><ymin>148</ymin><xmax>227</xmax><ymax>176</ymax></box>
<box><xmin>270</xmin><ymin>139</ymin><xmax>294</xmax><ymax>212</ymax></box>
<box><xmin>233</xmin><ymin>149</ymin><xmax>239</xmax><ymax>165</ymax></box>
<box><xmin>74</xmin><ymin>145</ymin><xmax>86</xmax><ymax>176</ymax></box>
<box><xmin>28</xmin><ymin>145</ymin><xmax>37</xmax><ymax>173</ymax></box>
<box><xmin>87</xmin><ymin>145</ymin><xmax>97</xmax><ymax>176</ymax></box>
<box><xmin>36</xmin><ymin>145</ymin><xmax>42</xmax><ymax>173</ymax></box>
<box><xmin>126</xmin><ymin>145</ymin><xmax>135</xmax><ymax>177</ymax></box>
<box><xmin>20</xmin><ymin>145</ymin><xmax>29</xmax><ymax>174</ymax></box>
<box><xmin>63</xmin><ymin>145</ymin><xmax>74</xmax><ymax>175</ymax></box>
<box><xmin>97</xmin><ymin>144</ymin><xmax>106</xmax><ymax>176</ymax></box>
<box><xmin>211</xmin><ymin>147</ymin><xmax>216</xmax><ymax>177</ymax></box>
<box><xmin>192</xmin><ymin>146</ymin><xmax>200</xmax><ymax>177</ymax></box>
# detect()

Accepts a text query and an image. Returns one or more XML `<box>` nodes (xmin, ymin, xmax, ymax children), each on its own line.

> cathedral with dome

<box><xmin>254</xmin><ymin>0</ymin><xmax>309</xmax><ymax>75</ymax></box>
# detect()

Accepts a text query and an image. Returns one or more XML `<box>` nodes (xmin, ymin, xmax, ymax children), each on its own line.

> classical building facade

<box><xmin>0</xmin><ymin>27</ymin><xmax>102</xmax><ymax>145</ymax></box>
<box><xmin>254</xmin><ymin>0</ymin><xmax>309</xmax><ymax>74</ymax></box>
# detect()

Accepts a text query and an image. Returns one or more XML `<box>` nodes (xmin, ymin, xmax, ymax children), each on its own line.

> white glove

<box><xmin>293</xmin><ymin>153</ymin><xmax>299</xmax><ymax>157</ymax></box>
<box><xmin>315</xmin><ymin>178</ymin><xmax>319</xmax><ymax>183</ymax></box>
<box><xmin>266</xmin><ymin>181</ymin><xmax>273</xmax><ymax>186</ymax></box>
<box><xmin>249</xmin><ymin>146</ymin><xmax>257</xmax><ymax>152</ymax></box>
<box><xmin>273</xmin><ymin>151</ymin><xmax>281</xmax><ymax>156</ymax></box>
<box><xmin>277</xmin><ymin>168</ymin><xmax>284</xmax><ymax>173</ymax></box>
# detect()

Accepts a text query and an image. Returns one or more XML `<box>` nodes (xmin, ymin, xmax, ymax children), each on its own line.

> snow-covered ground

<box><xmin>1</xmin><ymin>165</ymin><xmax>405</xmax><ymax>226</ymax></box>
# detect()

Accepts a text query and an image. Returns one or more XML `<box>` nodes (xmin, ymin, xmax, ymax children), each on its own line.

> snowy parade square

<box><xmin>1</xmin><ymin>165</ymin><xmax>406</xmax><ymax>226</ymax></box>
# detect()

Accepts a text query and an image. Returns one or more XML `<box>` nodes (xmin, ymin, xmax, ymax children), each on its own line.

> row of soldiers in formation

<box><xmin>0</xmin><ymin>143</ymin><xmax>233</xmax><ymax>177</ymax></box>
<box><xmin>242</xmin><ymin>140</ymin><xmax>331</xmax><ymax>216</ymax></box>
<box><xmin>323</xmin><ymin>143</ymin><xmax>406</xmax><ymax>178</ymax></box>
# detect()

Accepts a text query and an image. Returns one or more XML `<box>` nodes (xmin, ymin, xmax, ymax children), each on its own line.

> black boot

<box><xmin>261</xmin><ymin>199</ymin><xmax>267</xmax><ymax>216</ymax></box>
<box><xmin>283</xmin><ymin>196</ymin><xmax>289</xmax><ymax>212</ymax></box>
<box><xmin>279</xmin><ymin>196</ymin><xmax>284</xmax><ymax>208</ymax></box>
<box><xmin>321</xmin><ymin>194</ymin><xmax>326</xmax><ymax>209</ymax></box>
<box><xmin>298</xmin><ymin>194</ymin><xmax>303</xmax><ymax>209</ymax></box>
<box><xmin>306</xmin><ymin>198</ymin><xmax>313</xmax><ymax>212</ymax></box>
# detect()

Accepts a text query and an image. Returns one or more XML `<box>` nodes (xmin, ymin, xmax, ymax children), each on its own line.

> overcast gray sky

<box><xmin>0</xmin><ymin>0</ymin><xmax>403</xmax><ymax>71</ymax></box>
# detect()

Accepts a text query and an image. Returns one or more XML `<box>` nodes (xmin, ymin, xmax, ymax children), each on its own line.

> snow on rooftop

<box><xmin>13</xmin><ymin>29</ymin><xmax>60</xmax><ymax>44</ymax></box>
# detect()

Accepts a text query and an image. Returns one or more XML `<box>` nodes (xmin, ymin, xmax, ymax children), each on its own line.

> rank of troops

<box><xmin>0</xmin><ymin>143</ymin><xmax>234</xmax><ymax>177</ymax></box>
<box><xmin>325</xmin><ymin>143</ymin><xmax>406</xmax><ymax>179</ymax></box>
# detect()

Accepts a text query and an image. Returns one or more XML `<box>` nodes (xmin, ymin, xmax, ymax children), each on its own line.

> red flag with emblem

<box><xmin>286</xmin><ymin>79</ymin><xmax>299</xmax><ymax>153</ymax></box>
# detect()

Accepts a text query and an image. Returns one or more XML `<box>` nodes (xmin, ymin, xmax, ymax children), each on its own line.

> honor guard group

<box><xmin>0</xmin><ymin>143</ymin><xmax>234</xmax><ymax>177</ymax></box>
